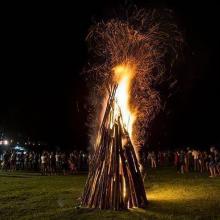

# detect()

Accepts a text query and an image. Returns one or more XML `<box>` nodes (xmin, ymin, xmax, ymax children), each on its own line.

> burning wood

<box><xmin>81</xmin><ymin>86</ymin><xmax>147</xmax><ymax>210</ymax></box>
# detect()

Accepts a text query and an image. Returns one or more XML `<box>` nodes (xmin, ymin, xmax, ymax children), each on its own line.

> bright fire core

<box><xmin>113</xmin><ymin>62</ymin><xmax>136</xmax><ymax>138</ymax></box>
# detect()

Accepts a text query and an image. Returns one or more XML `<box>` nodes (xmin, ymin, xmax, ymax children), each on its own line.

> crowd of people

<box><xmin>1</xmin><ymin>146</ymin><xmax>219</xmax><ymax>178</ymax></box>
<box><xmin>144</xmin><ymin>147</ymin><xmax>220</xmax><ymax>177</ymax></box>
<box><xmin>0</xmin><ymin>150</ymin><xmax>88</xmax><ymax>175</ymax></box>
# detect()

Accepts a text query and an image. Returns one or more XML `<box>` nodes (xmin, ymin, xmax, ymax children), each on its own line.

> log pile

<box><xmin>81</xmin><ymin>86</ymin><xmax>147</xmax><ymax>210</ymax></box>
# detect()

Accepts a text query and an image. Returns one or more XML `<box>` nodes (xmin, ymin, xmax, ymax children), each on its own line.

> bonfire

<box><xmin>81</xmin><ymin>8</ymin><xmax>183</xmax><ymax>210</ymax></box>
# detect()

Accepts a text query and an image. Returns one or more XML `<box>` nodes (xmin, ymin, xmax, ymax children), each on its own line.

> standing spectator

<box><xmin>29</xmin><ymin>152</ymin><xmax>34</xmax><ymax>170</ymax></box>
<box><xmin>198</xmin><ymin>151</ymin><xmax>205</xmax><ymax>173</ymax></box>
<box><xmin>149</xmin><ymin>151</ymin><xmax>157</xmax><ymax>168</ymax></box>
<box><xmin>214</xmin><ymin>149</ymin><xmax>220</xmax><ymax>175</ymax></box>
<box><xmin>16</xmin><ymin>153</ymin><xmax>21</xmax><ymax>170</ymax></box>
<box><xmin>208</xmin><ymin>149</ymin><xmax>216</xmax><ymax>178</ymax></box>
<box><xmin>174</xmin><ymin>150</ymin><xmax>181</xmax><ymax>173</ymax></box>
<box><xmin>185</xmin><ymin>149</ymin><xmax>189</xmax><ymax>173</ymax></box>
<box><xmin>179</xmin><ymin>150</ymin><xmax>185</xmax><ymax>174</ymax></box>
<box><xmin>61</xmin><ymin>153</ymin><xmax>68</xmax><ymax>175</ymax></box>
<box><xmin>50</xmin><ymin>152</ymin><xmax>56</xmax><ymax>175</ymax></box>
<box><xmin>187</xmin><ymin>148</ymin><xmax>194</xmax><ymax>171</ymax></box>
<box><xmin>20</xmin><ymin>152</ymin><xmax>25</xmax><ymax>170</ymax></box>
<box><xmin>204</xmin><ymin>151</ymin><xmax>209</xmax><ymax>172</ymax></box>
<box><xmin>55</xmin><ymin>151</ymin><xmax>61</xmax><ymax>172</ymax></box>
<box><xmin>192</xmin><ymin>149</ymin><xmax>199</xmax><ymax>171</ymax></box>
<box><xmin>68</xmin><ymin>153</ymin><xmax>77</xmax><ymax>174</ymax></box>
<box><xmin>2</xmin><ymin>151</ymin><xmax>11</xmax><ymax>171</ymax></box>
<box><xmin>24</xmin><ymin>153</ymin><xmax>29</xmax><ymax>169</ymax></box>
<box><xmin>41</xmin><ymin>152</ymin><xmax>47</xmax><ymax>175</ymax></box>
<box><xmin>10</xmin><ymin>151</ymin><xmax>17</xmax><ymax>171</ymax></box>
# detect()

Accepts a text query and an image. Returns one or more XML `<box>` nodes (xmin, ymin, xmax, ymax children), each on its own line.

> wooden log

<box><xmin>114</xmin><ymin>122</ymin><xmax>120</xmax><ymax>210</ymax></box>
<box><xmin>124</xmin><ymin>143</ymin><xmax>147</xmax><ymax>207</ymax></box>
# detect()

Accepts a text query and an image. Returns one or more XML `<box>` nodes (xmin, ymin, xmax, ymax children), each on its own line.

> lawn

<box><xmin>0</xmin><ymin>168</ymin><xmax>219</xmax><ymax>220</ymax></box>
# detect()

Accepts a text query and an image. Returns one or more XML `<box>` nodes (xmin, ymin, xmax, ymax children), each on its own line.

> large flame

<box><xmin>113</xmin><ymin>62</ymin><xmax>136</xmax><ymax>139</ymax></box>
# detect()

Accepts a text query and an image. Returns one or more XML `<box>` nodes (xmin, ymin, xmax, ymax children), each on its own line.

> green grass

<box><xmin>0</xmin><ymin>168</ymin><xmax>219</xmax><ymax>220</ymax></box>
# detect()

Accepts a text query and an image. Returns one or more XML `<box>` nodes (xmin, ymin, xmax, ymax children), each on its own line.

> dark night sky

<box><xmin>1</xmin><ymin>1</ymin><xmax>220</xmax><ymax>150</ymax></box>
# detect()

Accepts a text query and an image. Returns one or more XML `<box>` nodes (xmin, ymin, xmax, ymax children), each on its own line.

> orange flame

<box><xmin>113</xmin><ymin>61</ymin><xmax>136</xmax><ymax>139</ymax></box>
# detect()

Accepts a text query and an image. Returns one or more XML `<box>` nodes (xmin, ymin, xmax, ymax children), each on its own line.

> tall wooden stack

<box><xmin>81</xmin><ymin>86</ymin><xmax>147</xmax><ymax>210</ymax></box>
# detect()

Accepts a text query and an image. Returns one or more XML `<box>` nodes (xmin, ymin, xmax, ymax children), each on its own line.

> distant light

<box><xmin>0</xmin><ymin>141</ymin><xmax>2</xmax><ymax>145</ymax></box>
<box><xmin>4</xmin><ymin>140</ymin><xmax>9</xmax><ymax>145</ymax></box>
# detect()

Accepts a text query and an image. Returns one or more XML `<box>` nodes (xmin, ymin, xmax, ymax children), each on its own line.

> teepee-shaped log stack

<box><xmin>81</xmin><ymin>86</ymin><xmax>147</xmax><ymax>210</ymax></box>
